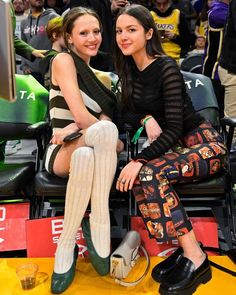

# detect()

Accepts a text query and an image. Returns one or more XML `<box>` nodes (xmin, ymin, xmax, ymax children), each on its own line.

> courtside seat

<box><xmin>0</xmin><ymin>162</ymin><xmax>35</xmax><ymax>195</ymax></box>
<box><xmin>0</xmin><ymin>74</ymin><xmax>48</xmax><ymax>212</ymax></box>
<box><xmin>35</xmin><ymin>169</ymin><xmax>67</xmax><ymax>197</ymax></box>
<box><xmin>180</xmin><ymin>53</ymin><xmax>204</xmax><ymax>74</ymax></box>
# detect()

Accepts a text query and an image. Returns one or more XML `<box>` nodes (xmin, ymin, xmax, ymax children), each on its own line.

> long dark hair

<box><xmin>63</xmin><ymin>7</ymin><xmax>103</xmax><ymax>49</ymax></box>
<box><xmin>113</xmin><ymin>4</ymin><xmax>165</xmax><ymax>107</ymax></box>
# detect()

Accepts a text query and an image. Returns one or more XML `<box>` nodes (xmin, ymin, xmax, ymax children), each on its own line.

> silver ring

<box><xmin>121</xmin><ymin>180</ymin><xmax>126</xmax><ymax>184</ymax></box>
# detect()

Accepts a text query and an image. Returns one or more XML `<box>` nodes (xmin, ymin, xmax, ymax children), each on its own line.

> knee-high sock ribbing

<box><xmin>85</xmin><ymin>121</ymin><xmax>118</xmax><ymax>257</ymax></box>
<box><xmin>54</xmin><ymin>147</ymin><xmax>94</xmax><ymax>273</ymax></box>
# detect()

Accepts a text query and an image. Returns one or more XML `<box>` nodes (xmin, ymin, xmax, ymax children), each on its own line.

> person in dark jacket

<box><xmin>218</xmin><ymin>0</ymin><xmax>236</xmax><ymax>143</ymax></box>
<box><xmin>202</xmin><ymin>0</ymin><xmax>229</xmax><ymax>118</ymax></box>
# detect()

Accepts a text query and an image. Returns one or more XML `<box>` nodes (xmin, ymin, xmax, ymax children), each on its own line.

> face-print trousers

<box><xmin>132</xmin><ymin>122</ymin><xmax>227</xmax><ymax>242</ymax></box>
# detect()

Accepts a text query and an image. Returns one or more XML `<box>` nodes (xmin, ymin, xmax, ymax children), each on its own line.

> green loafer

<box><xmin>51</xmin><ymin>244</ymin><xmax>78</xmax><ymax>294</ymax></box>
<box><xmin>82</xmin><ymin>218</ymin><xmax>110</xmax><ymax>276</ymax></box>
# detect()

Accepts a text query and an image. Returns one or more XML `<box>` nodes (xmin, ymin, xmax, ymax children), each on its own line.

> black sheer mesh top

<box><xmin>121</xmin><ymin>56</ymin><xmax>204</xmax><ymax>163</ymax></box>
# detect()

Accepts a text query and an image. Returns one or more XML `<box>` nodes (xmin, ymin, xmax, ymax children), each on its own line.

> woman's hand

<box><xmin>50</xmin><ymin>123</ymin><xmax>79</xmax><ymax>145</ymax></box>
<box><xmin>145</xmin><ymin>117</ymin><xmax>162</xmax><ymax>144</ymax></box>
<box><xmin>116</xmin><ymin>160</ymin><xmax>143</xmax><ymax>192</ymax></box>
<box><xmin>111</xmin><ymin>0</ymin><xmax>129</xmax><ymax>12</ymax></box>
<box><xmin>23</xmin><ymin>66</ymin><xmax>32</xmax><ymax>74</ymax></box>
<box><xmin>117</xmin><ymin>139</ymin><xmax>124</xmax><ymax>154</ymax></box>
<box><xmin>164</xmin><ymin>31</ymin><xmax>176</xmax><ymax>40</ymax></box>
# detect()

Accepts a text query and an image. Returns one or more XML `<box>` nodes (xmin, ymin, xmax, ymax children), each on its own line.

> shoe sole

<box><xmin>159</xmin><ymin>268</ymin><xmax>212</xmax><ymax>295</ymax></box>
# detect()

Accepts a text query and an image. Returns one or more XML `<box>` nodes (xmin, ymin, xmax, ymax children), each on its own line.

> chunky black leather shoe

<box><xmin>159</xmin><ymin>254</ymin><xmax>212</xmax><ymax>295</ymax></box>
<box><xmin>81</xmin><ymin>218</ymin><xmax>110</xmax><ymax>276</ymax></box>
<box><xmin>152</xmin><ymin>242</ymin><xmax>204</xmax><ymax>284</ymax></box>
<box><xmin>151</xmin><ymin>247</ymin><xmax>183</xmax><ymax>284</ymax></box>
<box><xmin>51</xmin><ymin>244</ymin><xmax>78</xmax><ymax>294</ymax></box>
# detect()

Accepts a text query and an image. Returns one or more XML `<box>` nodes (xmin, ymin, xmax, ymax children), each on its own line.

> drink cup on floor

<box><xmin>16</xmin><ymin>263</ymin><xmax>39</xmax><ymax>290</ymax></box>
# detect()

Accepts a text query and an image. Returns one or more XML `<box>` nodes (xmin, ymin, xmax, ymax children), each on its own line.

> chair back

<box><xmin>180</xmin><ymin>53</ymin><xmax>204</xmax><ymax>74</ymax></box>
<box><xmin>0</xmin><ymin>74</ymin><xmax>48</xmax><ymax>140</ymax></box>
<box><xmin>181</xmin><ymin>71</ymin><xmax>219</xmax><ymax>129</ymax></box>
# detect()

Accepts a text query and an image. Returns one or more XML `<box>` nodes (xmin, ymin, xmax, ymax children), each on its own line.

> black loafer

<box><xmin>151</xmin><ymin>242</ymin><xmax>204</xmax><ymax>284</ymax></box>
<box><xmin>159</xmin><ymin>254</ymin><xmax>212</xmax><ymax>295</ymax></box>
<box><xmin>151</xmin><ymin>247</ymin><xmax>183</xmax><ymax>283</ymax></box>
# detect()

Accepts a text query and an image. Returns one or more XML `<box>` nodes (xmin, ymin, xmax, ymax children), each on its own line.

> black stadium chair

<box><xmin>180</xmin><ymin>53</ymin><xmax>204</xmax><ymax>74</ymax></box>
<box><xmin>0</xmin><ymin>74</ymin><xmax>49</xmax><ymax>217</ymax></box>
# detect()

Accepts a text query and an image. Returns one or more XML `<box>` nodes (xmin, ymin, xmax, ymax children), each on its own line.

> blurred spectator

<box><xmin>202</xmin><ymin>0</ymin><xmax>229</xmax><ymax>118</ymax></box>
<box><xmin>23</xmin><ymin>0</ymin><xmax>31</xmax><ymax>14</ymax></box>
<box><xmin>150</xmin><ymin>0</ymin><xmax>192</xmax><ymax>62</ymax></box>
<box><xmin>39</xmin><ymin>16</ymin><xmax>65</xmax><ymax>89</ymax></box>
<box><xmin>111</xmin><ymin>0</ymin><xmax>130</xmax><ymax>13</ymax></box>
<box><xmin>12</xmin><ymin>0</ymin><xmax>28</xmax><ymax>74</ymax></box>
<box><xmin>44</xmin><ymin>0</ymin><xmax>64</xmax><ymax>14</ymax></box>
<box><xmin>61</xmin><ymin>0</ymin><xmax>70</xmax><ymax>14</ymax></box>
<box><xmin>13</xmin><ymin>0</ymin><xmax>28</xmax><ymax>19</ymax></box>
<box><xmin>218</xmin><ymin>0</ymin><xmax>236</xmax><ymax>142</ymax></box>
<box><xmin>20</xmin><ymin>0</ymin><xmax>58</xmax><ymax>86</ymax></box>
<box><xmin>194</xmin><ymin>0</ymin><xmax>213</xmax><ymax>37</ymax></box>
<box><xmin>191</xmin><ymin>0</ymin><xmax>204</xmax><ymax>14</ymax></box>
<box><xmin>131</xmin><ymin>0</ymin><xmax>153</xmax><ymax>9</ymax></box>
<box><xmin>188</xmin><ymin>35</ymin><xmax>206</xmax><ymax>55</ymax></box>
<box><xmin>172</xmin><ymin>0</ymin><xmax>197</xmax><ymax>33</ymax></box>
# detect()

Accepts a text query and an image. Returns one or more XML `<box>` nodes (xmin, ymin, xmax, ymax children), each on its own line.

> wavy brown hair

<box><xmin>113</xmin><ymin>4</ymin><xmax>165</xmax><ymax>107</ymax></box>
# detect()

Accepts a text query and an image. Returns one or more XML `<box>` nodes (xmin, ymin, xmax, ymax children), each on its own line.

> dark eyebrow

<box><xmin>116</xmin><ymin>25</ymin><xmax>138</xmax><ymax>29</ymax></box>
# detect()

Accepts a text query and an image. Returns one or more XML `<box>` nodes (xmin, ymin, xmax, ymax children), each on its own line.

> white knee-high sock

<box><xmin>85</xmin><ymin>121</ymin><xmax>118</xmax><ymax>258</ymax></box>
<box><xmin>54</xmin><ymin>147</ymin><xmax>94</xmax><ymax>273</ymax></box>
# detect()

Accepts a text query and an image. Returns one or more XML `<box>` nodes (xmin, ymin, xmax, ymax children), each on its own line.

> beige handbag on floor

<box><xmin>110</xmin><ymin>231</ymin><xmax>150</xmax><ymax>287</ymax></box>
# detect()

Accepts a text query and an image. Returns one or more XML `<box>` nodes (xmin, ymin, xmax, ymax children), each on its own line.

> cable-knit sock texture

<box><xmin>85</xmin><ymin>121</ymin><xmax>118</xmax><ymax>257</ymax></box>
<box><xmin>54</xmin><ymin>147</ymin><xmax>94</xmax><ymax>273</ymax></box>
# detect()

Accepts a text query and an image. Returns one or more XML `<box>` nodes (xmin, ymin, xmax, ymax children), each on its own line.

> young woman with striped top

<box><xmin>45</xmin><ymin>7</ymin><xmax>123</xmax><ymax>294</ymax></box>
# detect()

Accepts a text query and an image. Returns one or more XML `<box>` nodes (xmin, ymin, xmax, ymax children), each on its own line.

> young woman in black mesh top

<box><xmin>114</xmin><ymin>4</ymin><xmax>227</xmax><ymax>295</ymax></box>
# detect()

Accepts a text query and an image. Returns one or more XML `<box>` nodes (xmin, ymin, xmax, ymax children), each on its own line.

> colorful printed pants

<box><xmin>132</xmin><ymin>122</ymin><xmax>227</xmax><ymax>242</ymax></box>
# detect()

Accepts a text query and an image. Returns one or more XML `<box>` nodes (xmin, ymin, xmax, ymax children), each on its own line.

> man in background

<box><xmin>202</xmin><ymin>0</ymin><xmax>229</xmax><ymax>118</ymax></box>
<box><xmin>151</xmin><ymin>0</ymin><xmax>192</xmax><ymax>63</ymax></box>
<box><xmin>20</xmin><ymin>0</ymin><xmax>58</xmax><ymax>86</ymax></box>
<box><xmin>218</xmin><ymin>0</ymin><xmax>236</xmax><ymax>144</ymax></box>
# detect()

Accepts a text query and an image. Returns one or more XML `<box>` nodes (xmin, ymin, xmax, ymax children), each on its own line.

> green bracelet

<box><xmin>131</xmin><ymin>116</ymin><xmax>152</xmax><ymax>144</ymax></box>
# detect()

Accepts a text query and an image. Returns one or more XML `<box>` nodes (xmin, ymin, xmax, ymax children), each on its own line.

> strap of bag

<box><xmin>203</xmin><ymin>246</ymin><xmax>236</xmax><ymax>276</ymax></box>
<box><xmin>114</xmin><ymin>245</ymin><xmax>150</xmax><ymax>287</ymax></box>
